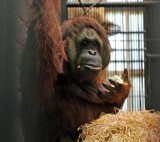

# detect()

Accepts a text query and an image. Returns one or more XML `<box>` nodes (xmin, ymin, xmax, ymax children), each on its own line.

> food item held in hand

<box><xmin>110</xmin><ymin>75</ymin><xmax>124</xmax><ymax>84</ymax></box>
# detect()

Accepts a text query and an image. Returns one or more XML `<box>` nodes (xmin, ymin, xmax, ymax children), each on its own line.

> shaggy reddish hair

<box><xmin>26</xmin><ymin>0</ymin><xmax>66</xmax><ymax>106</ymax></box>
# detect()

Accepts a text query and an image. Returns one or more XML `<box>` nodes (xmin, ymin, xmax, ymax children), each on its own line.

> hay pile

<box><xmin>78</xmin><ymin>110</ymin><xmax>160</xmax><ymax>142</ymax></box>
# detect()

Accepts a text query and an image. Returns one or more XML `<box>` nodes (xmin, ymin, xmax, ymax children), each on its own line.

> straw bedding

<box><xmin>78</xmin><ymin>110</ymin><xmax>160</xmax><ymax>142</ymax></box>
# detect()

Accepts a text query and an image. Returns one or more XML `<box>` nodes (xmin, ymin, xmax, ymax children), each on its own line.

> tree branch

<box><xmin>78</xmin><ymin>0</ymin><xmax>86</xmax><ymax>11</ymax></box>
<box><xmin>81</xmin><ymin>0</ymin><xmax>102</xmax><ymax>16</ymax></box>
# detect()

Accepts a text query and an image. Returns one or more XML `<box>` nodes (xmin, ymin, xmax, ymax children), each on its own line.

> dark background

<box><xmin>0</xmin><ymin>1</ymin><xmax>24</xmax><ymax>142</ymax></box>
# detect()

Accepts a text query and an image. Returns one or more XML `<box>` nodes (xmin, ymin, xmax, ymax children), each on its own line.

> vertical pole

<box><xmin>61</xmin><ymin>0</ymin><xmax>68</xmax><ymax>22</ymax></box>
<box><xmin>145</xmin><ymin>3</ymin><xmax>160</xmax><ymax>111</ymax></box>
<box><xmin>0</xmin><ymin>0</ymin><xmax>24</xmax><ymax>142</ymax></box>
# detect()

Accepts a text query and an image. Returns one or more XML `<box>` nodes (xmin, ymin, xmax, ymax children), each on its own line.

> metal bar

<box><xmin>67</xmin><ymin>1</ymin><xmax>160</xmax><ymax>8</ymax></box>
<box><xmin>61</xmin><ymin>0</ymin><xmax>67</xmax><ymax>22</ymax></box>
<box><xmin>112</xmin><ymin>49</ymin><xmax>144</xmax><ymax>51</ymax></box>
<box><xmin>118</xmin><ymin>31</ymin><xmax>146</xmax><ymax>34</ymax></box>
<box><xmin>110</xmin><ymin>60</ymin><xmax>144</xmax><ymax>63</ymax></box>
